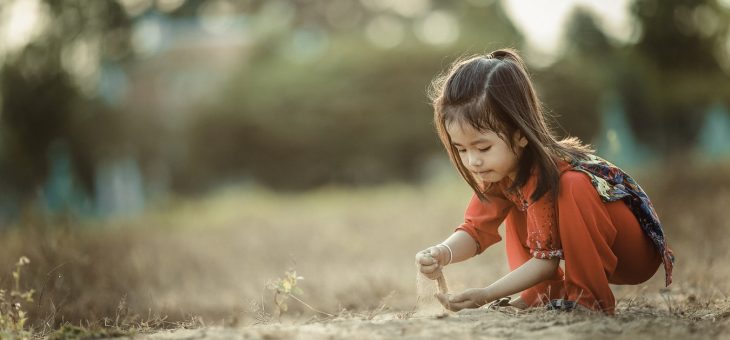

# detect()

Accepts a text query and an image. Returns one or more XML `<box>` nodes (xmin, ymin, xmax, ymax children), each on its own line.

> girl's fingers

<box><xmin>448</xmin><ymin>292</ymin><xmax>467</xmax><ymax>303</ymax></box>
<box><xmin>428</xmin><ymin>247</ymin><xmax>441</xmax><ymax>259</ymax></box>
<box><xmin>435</xmin><ymin>293</ymin><xmax>474</xmax><ymax>312</ymax></box>
<box><xmin>436</xmin><ymin>291</ymin><xmax>484</xmax><ymax>312</ymax></box>
<box><xmin>418</xmin><ymin>254</ymin><xmax>436</xmax><ymax>266</ymax></box>
<box><xmin>420</xmin><ymin>263</ymin><xmax>439</xmax><ymax>273</ymax></box>
<box><xmin>425</xmin><ymin>270</ymin><xmax>442</xmax><ymax>280</ymax></box>
<box><xmin>448</xmin><ymin>300</ymin><xmax>477</xmax><ymax>311</ymax></box>
<box><xmin>418</xmin><ymin>265</ymin><xmax>441</xmax><ymax>279</ymax></box>
<box><xmin>435</xmin><ymin>293</ymin><xmax>451</xmax><ymax>308</ymax></box>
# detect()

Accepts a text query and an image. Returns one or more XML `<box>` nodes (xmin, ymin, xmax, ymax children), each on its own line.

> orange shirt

<box><xmin>456</xmin><ymin>161</ymin><xmax>575</xmax><ymax>259</ymax></box>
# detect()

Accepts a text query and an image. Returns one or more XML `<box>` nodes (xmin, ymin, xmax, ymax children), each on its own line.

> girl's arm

<box><xmin>437</xmin><ymin>257</ymin><xmax>559</xmax><ymax>311</ymax></box>
<box><xmin>437</xmin><ymin>230</ymin><xmax>479</xmax><ymax>264</ymax></box>
<box><xmin>483</xmin><ymin>257</ymin><xmax>559</xmax><ymax>300</ymax></box>
<box><xmin>416</xmin><ymin>230</ymin><xmax>478</xmax><ymax>280</ymax></box>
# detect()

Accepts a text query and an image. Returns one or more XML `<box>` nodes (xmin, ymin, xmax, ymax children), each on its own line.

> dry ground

<box><xmin>145</xmin><ymin>305</ymin><xmax>730</xmax><ymax>339</ymax></box>
<box><xmin>0</xmin><ymin>160</ymin><xmax>729</xmax><ymax>338</ymax></box>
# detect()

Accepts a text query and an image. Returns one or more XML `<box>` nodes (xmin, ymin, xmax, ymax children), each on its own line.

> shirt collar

<box><xmin>499</xmin><ymin>159</ymin><xmax>572</xmax><ymax>207</ymax></box>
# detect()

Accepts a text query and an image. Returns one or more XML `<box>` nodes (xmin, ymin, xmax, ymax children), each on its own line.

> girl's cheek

<box><xmin>461</xmin><ymin>155</ymin><xmax>472</xmax><ymax>165</ymax></box>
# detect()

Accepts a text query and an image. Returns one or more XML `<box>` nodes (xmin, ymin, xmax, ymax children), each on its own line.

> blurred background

<box><xmin>1</xmin><ymin>0</ymin><xmax>730</xmax><ymax>331</ymax></box>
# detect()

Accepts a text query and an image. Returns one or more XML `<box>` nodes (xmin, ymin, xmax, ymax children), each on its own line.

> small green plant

<box><xmin>267</xmin><ymin>270</ymin><xmax>304</xmax><ymax>318</ymax></box>
<box><xmin>266</xmin><ymin>270</ymin><xmax>333</xmax><ymax>321</ymax></box>
<box><xmin>0</xmin><ymin>256</ymin><xmax>36</xmax><ymax>338</ymax></box>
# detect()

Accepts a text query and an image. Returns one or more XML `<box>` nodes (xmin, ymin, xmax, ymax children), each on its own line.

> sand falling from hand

<box><xmin>415</xmin><ymin>263</ymin><xmax>449</xmax><ymax>312</ymax></box>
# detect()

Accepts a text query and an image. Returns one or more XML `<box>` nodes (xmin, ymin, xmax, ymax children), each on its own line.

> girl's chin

<box><xmin>476</xmin><ymin>177</ymin><xmax>503</xmax><ymax>190</ymax></box>
<box><xmin>475</xmin><ymin>172</ymin><xmax>504</xmax><ymax>183</ymax></box>
<box><xmin>480</xmin><ymin>179</ymin><xmax>502</xmax><ymax>187</ymax></box>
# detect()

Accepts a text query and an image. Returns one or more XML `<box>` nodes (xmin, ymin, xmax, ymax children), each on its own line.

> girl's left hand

<box><xmin>435</xmin><ymin>288</ymin><xmax>491</xmax><ymax>312</ymax></box>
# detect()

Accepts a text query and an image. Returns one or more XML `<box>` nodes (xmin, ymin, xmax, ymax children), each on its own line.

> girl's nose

<box><xmin>468</xmin><ymin>153</ymin><xmax>483</xmax><ymax>166</ymax></box>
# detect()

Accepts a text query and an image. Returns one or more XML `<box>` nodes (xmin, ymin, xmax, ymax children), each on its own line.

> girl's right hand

<box><xmin>415</xmin><ymin>245</ymin><xmax>448</xmax><ymax>280</ymax></box>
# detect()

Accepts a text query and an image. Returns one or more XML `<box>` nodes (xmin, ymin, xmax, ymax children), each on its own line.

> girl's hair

<box><xmin>428</xmin><ymin>48</ymin><xmax>592</xmax><ymax>202</ymax></box>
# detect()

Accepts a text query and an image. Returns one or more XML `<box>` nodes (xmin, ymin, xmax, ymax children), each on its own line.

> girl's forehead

<box><xmin>446</xmin><ymin>120</ymin><xmax>500</xmax><ymax>140</ymax></box>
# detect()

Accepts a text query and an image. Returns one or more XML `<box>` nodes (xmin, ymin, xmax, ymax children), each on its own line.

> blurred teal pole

<box><xmin>42</xmin><ymin>141</ymin><xmax>93</xmax><ymax>216</ymax></box>
<box><xmin>593</xmin><ymin>93</ymin><xmax>652</xmax><ymax>170</ymax></box>
<box><xmin>698</xmin><ymin>103</ymin><xmax>730</xmax><ymax>159</ymax></box>
<box><xmin>94</xmin><ymin>157</ymin><xmax>145</xmax><ymax>218</ymax></box>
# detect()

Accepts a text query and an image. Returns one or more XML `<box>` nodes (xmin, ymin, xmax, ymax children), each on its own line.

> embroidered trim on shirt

<box><xmin>532</xmin><ymin>248</ymin><xmax>564</xmax><ymax>259</ymax></box>
<box><xmin>503</xmin><ymin>179</ymin><xmax>562</xmax><ymax>260</ymax></box>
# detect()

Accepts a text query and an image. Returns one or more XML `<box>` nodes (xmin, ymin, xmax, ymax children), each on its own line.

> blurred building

<box><xmin>47</xmin><ymin>12</ymin><xmax>253</xmax><ymax>218</ymax></box>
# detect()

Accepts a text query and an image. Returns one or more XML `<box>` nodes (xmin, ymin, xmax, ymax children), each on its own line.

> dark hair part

<box><xmin>428</xmin><ymin>48</ymin><xmax>592</xmax><ymax>202</ymax></box>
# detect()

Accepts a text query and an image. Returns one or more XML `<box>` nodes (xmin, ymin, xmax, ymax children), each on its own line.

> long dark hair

<box><xmin>428</xmin><ymin>48</ymin><xmax>592</xmax><ymax>202</ymax></box>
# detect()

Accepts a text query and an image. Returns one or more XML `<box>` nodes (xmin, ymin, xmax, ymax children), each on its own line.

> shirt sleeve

<box><xmin>455</xmin><ymin>192</ymin><xmax>512</xmax><ymax>255</ymax></box>
<box><xmin>526</xmin><ymin>194</ymin><xmax>563</xmax><ymax>259</ymax></box>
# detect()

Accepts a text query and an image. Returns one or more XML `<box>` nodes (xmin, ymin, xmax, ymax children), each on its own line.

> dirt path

<box><xmin>139</xmin><ymin>306</ymin><xmax>728</xmax><ymax>339</ymax></box>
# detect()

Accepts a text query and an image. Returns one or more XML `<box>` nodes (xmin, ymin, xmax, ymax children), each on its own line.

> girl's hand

<box><xmin>435</xmin><ymin>288</ymin><xmax>491</xmax><ymax>312</ymax></box>
<box><xmin>415</xmin><ymin>246</ymin><xmax>448</xmax><ymax>280</ymax></box>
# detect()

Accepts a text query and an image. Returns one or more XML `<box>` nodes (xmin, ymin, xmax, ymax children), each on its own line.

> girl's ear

<box><xmin>513</xmin><ymin>131</ymin><xmax>528</xmax><ymax>148</ymax></box>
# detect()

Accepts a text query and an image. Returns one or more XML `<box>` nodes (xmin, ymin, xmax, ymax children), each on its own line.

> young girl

<box><xmin>415</xmin><ymin>48</ymin><xmax>674</xmax><ymax>314</ymax></box>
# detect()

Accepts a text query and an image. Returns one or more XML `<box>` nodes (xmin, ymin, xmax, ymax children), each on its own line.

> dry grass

<box><xmin>0</xmin><ymin>159</ymin><xmax>729</xmax><ymax>337</ymax></box>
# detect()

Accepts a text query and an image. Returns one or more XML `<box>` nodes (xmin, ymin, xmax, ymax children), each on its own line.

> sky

<box><xmin>502</xmin><ymin>0</ymin><xmax>635</xmax><ymax>65</ymax></box>
<box><xmin>1</xmin><ymin>0</ymin><xmax>634</xmax><ymax>54</ymax></box>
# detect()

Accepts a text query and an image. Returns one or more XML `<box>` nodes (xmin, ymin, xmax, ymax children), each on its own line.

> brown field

<box><xmin>1</xmin><ymin>160</ymin><xmax>729</xmax><ymax>338</ymax></box>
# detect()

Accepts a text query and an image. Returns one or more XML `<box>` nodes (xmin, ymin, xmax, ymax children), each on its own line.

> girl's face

<box><xmin>446</xmin><ymin>121</ymin><xmax>527</xmax><ymax>184</ymax></box>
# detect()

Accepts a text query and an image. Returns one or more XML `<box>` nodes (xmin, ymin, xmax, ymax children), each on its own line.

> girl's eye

<box><xmin>456</xmin><ymin>149</ymin><xmax>466</xmax><ymax>153</ymax></box>
<box><xmin>478</xmin><ymin>146</ymin><xmax>492</xmax><ymax>152</ymax></box>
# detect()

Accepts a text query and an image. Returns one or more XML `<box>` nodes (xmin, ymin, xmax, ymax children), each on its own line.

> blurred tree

<box><xmin>633</xmin><ymin>0</ymin><xmax>724</xmax><ymax>72</ymax></box>
<box><xmin>627</xmin><ymin>0</ymin><xmax>730</xmax><ymax>151</ymax></box>
<box><xmin>180</xmin><ymin>0</ymin><xmax>526</xmax><ymax>191</ymax></box>
<box><xmin>540</xmin><ymin>1</ymin><xmax>730</xmax><ymax>155</ymax></box>
<box><xmin>536</xmin><ymin>7</ymin><xmax>616</xmax><ymax>143</ymax></box>
<box><xmin>0</xmin><ymin>0</ymin><xmax>529</xmax><ymax>208</ymax></box>
<box><xmin>0</xmin><ymin>1</ymin><xmax>133</xmax><ymax>211</ymax></box>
